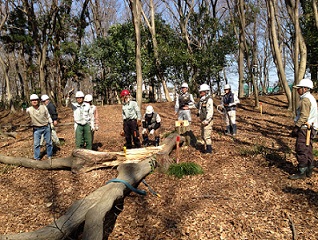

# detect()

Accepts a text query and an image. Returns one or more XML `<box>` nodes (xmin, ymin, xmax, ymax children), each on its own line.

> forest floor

<box><xmin>1</xmin><ymin>94</ymin><xmax>318</xmax><ymax>239</ymax></box>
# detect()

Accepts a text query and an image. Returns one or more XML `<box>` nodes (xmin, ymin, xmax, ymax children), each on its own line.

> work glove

<box><xmin>202</xmin><ymin>120</ymin><xmax>209</xmax><ymax>126</ymax></box>
<box><xmin>91</xmin><ymin>126</ymin><xmax>95</xmax><ymax>131</ymax></box>
<box><xmin>137</xmin><ymin>119</ymin><xmax>142</xmax><ymax>127</ymax></box>
<box><xmin>150</xmin><ymin>129</ymin><xmax>155</xmax><ymax>135</ymax></box>
<box><xmin>95</xmin><ymin>125</ymin><xmax>99</xmax><ymax>131</ymax></box>
<box><xmin>291</xmin><ymin>126</ymin><xmax>299</xmax><ymax>137</ymax></box>
<box><xmin>142</xmin><ymin>128</ymin><xmax>147</xmax><ymax>134</ymax></box>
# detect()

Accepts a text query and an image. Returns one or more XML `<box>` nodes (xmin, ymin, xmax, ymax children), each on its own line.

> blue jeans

<box><xmin>33</xmin><ymin>125</ymin><xmax>53</xmax><ymax>160</ymax></box>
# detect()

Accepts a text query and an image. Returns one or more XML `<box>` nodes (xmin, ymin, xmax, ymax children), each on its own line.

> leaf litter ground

<box><xmin>1</xmin><ymin>94</ymin><xmax>318</xmax><ymax>239</ymax></box>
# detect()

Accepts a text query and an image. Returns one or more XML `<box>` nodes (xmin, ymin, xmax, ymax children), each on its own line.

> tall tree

<box><xmin>266</xmin><ymin>0</ymin><xmax>292</xmax><ymax>110</ymax></box>
<box><xmin>128</xmin><ymin>0</ymin><xmax>143</xmax><ymax>108</ymax></box>
<box><xmin>285</xmin><ymin>0</ymin><xmax>307</xmax><ymax>113</ymax></box>
<box><xmin>0</xmin><ymin>0</ymin><xmax>15</xmax><ymax>112</ymax></box>
<box><xmin>141</xmin><ymin>0</ymin><xmax>172</xmax><ymax>102</ymax></box>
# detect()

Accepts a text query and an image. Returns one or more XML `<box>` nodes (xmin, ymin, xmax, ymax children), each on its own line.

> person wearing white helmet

<box><xmin>221</xmin><ymin>83</ymin><xmax>240</xmax><ymax>136</ymax></box>
<box><xmin>289</xmin><ymin>78</ymin><xmax>318</xmax><ymax>180</ymax></box>
<box><xmin>141</xmin><ymin>105</ymin><xmax>161</xmax><ymax>146</ymax></box>
<box><xmin>175</xmin><ymin>82</ymin><xmax>195</xmax><ymax>123</ymax></box>
<box><xmin>66</xmin><ymin>90</ymin><xmax>93</xmax><ymax>149</ymax></box>
<box><xmin>84</xmin><ymin>94</ymin><xmax>99</xmax><ymax>146</ymax></box>
<box><xmin>40</xmin><ymin>94</ymin><xmax>59</xmax><ymax>145</ymax></box>
<box><xmin>26</xmin><ymin>94</ymin><xmax>53</xmax><ymax>160</ymax></box>
<box><xmin>196</xmin><ymin>83</ymin><xmax>213</xmax><ymax>154</ymax></box>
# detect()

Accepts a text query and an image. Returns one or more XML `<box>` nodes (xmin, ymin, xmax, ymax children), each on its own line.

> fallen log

<box><xmin>0</xmin><ymin>157</ymin><xmax>156</xmax><ymax>240</ymax></box>
<box><xmin>0</xmin><ymin>132</ymin><xmax>181</xmax><ymax>239</ymax></box>
<box><xmin>0</xmin><ymin>149</ymin><xmax>120</xmax><ymax>173</ymax></box>
<box><xmin>156</xmin><ymin>132</ymin><xmax>184</xmax><ymax>172</ymax></box>
<box><xmin>0</xmin><ymin>146</ymin><xmax>166</xmax><ymax>173</ymax></box>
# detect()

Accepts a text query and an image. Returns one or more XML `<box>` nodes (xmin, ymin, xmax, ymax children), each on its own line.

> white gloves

<box><xmin>202</xmin><ymin>120</ymin><xmax>209</xmax><ymax>126</ymax></box>
<box><xmin>142</xmin><ymin>128</ymin><xmax>147</xmax><ymax>134</ymax></box>
<box><xmin>150</xmin><ymin>129</ymin><xmax>155</xmax><ymax>135</ymax></box>
<box><xmin>95</xmin><ymin>125</ymin><xmax>99</xmax><ymax>131</ymax></box>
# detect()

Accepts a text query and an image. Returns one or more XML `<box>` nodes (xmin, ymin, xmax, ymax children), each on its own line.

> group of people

<box><xmin>174</xmin><ymin>78</ymin><xmax>318</xmax><ymax>181</ymax></box>
<box><xmin>120</xmin><ymin>89</ymin><xmax>161</xmax><ymax>149</ymax></box>
<box><xmin>174</xmin><ymin>82</ymin><xmax>239</xmax><ymax>154</ymax></box>
<box><xmin>26</xmin><ymin>91</ymin><xmax>99</xmax><ymax>160</ymax></box>
<box><xmin>26</xmin><ymin>77</ymin><xmax>318</xmax><ymax>181</ymax></box>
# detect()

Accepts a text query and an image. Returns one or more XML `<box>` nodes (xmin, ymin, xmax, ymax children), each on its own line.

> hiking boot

<box><xmin>307</xmin><ymin>162</ymin><xmax>315</xmax><ymax>178</ymax></box>
<box><xmin>225</xmin><ymin>126</ymin><xmax>231</xmax><ymax>135</ymax></box>
<box><xmin>205</xmin><ymin>145</ymin><xmax>212</xmax><ymax>154</ymax></box>
<box><xmin>232</xmin><ymin>124</ymin><xmax>237</xmax><ymax>136</ymax></box>
<box><xmin>288</xmin><ymin>167</ymin><xmax>308</xmax><ymax>180</ymax></box>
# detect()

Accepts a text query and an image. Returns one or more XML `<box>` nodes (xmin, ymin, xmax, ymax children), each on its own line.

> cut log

<box><xmin>0</xmin><ymin>132</ymin><xmax>180</xmax><ymax>239</ymax></box>
<box><xmin>156</xmin><ymin>132</ymin><xmax>184</xmax><ymax>172</ymax></box>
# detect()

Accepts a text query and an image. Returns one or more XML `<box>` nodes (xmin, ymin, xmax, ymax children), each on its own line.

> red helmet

<box><xmin>120</xmin><ymin>89</ymin><xmax>130</xmax><ymax>97</ymax></box>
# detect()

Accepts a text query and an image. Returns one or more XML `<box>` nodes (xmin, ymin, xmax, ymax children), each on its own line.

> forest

<box><xmin>0</xmin><ymin>0</ymin><xmax>318</xmax><ymax>111</ymax></box>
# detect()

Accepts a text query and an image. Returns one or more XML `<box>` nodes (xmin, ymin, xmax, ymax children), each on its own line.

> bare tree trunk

<box><xmin>129</xmin><ymin>0</ymin><xmax>143</xmax><ymax>108</ymax></box>
<box><xmin>141</xmin><ymin>0</ymin><xmax>172</xmax><ymax>102</ymax></box>
<box><xmin>237</xmin><ymin>0</ymin><xmax>260</xmax><ymax>106</ymax></box>
<box><xmin>0</xmin><ymin>56</ymin><xmax>15</xmax><ymax>112</ymax></box>
<box><xmin>38</xmin><ymin>43</ymin><xmax>48</xmax><ymax>94</ymax></box>
<box><xmin>267</xmin><ymin>0</ymin><xmax>292</xmax><ymax>110</ymax></box>
<box><xmin>285</xmin><ymin>0</ymin><xmax>307</xmax><ymax>114</ymax></box>
<box><xmin>313</xmin><ymin>0</ymin><xmax>318</xmax><ymax>29</ymax></box>
<box><xmin>0</xmin><ymin>1</ymin><xmax>14</xmax><ymax>112</ymax></box>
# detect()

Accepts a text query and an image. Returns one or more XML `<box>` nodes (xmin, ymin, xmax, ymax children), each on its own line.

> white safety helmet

<box><xmin>30</xmin><ymin>94</ymin><xmax>39</xmax><ymax>100</ymax></box>
<box><xmin>199</xmin><ymin>83</ymin><xmax>210</xmax><ymax>92</ymax></box>
<box><xmin>84</xmin><ymin>94</ymin><xmax>93</xmax><ymax>102</ymax></box>
<box><xmin>41</xmin><ymin>94</ymin><xmax>49</xmax><ymax>101</ymax></box>
<box><xmin>146</xmin><ymin>105</ymin><xmax>154</xmax><ymax>114</ymax></box>
<box><xmin>293</xmin><ymin>78</ymin><xmax>313</xmax><ymax>89</ymax></box>
<box><xmin>181</xmin><ymin>82</ymin><xmax>189</xmax><ymax>88</ymax></box>
<box><xmin>75</xmin><ymin>91</ymin><xmax>85</xmax><ymax>98</ymax></box>
<box><xmin>224</xmin><ymin>84</ymin><xmax>231</xmax><ymax>90</ymax></box>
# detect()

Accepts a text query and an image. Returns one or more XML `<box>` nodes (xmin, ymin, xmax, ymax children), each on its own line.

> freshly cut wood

<box><xmin>0</xmin><ymin>132</ymin><xmax>179</xmax><ymax>239</ymax></box>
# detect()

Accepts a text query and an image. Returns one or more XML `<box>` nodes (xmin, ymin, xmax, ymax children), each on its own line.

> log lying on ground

<box><xmin>0</xmin><ymin>132</ymin><xmax>181</xmax><ymax>240</ymax></box>
<box><xmin>156</xmin><ymin>132</ymin><xmax>184</xmax><ymax>171</ymax></box>
<box><xmin>0</xmin><ymin>133</ymin><xmax>178</xmax><ymax>173</ymax></box>
<box><xmin>0</xmin><ymin>149</ymin><xmax>120</xmax><ymax>173</ymax></box>
<box><xmin>0</xmin><ymin>147</ymin><xmax>165</xmax><ymax>173</ymax></box>
<box><xmin>0</xmin><ymin>158</ymin><xmax>157</xmax><ymax>240</ymax></box>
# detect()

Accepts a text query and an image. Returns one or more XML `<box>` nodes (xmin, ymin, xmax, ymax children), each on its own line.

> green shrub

<box><xmin>167</xmin><ymin>162</ymin><xmax>204</xmax><ymax>178</ymax></box>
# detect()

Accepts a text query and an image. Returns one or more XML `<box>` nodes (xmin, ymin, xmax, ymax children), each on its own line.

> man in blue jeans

<box><xmin>26</xmin><ymin>94</ymin><xmax>53</xmax><ymax>160</ymax></box>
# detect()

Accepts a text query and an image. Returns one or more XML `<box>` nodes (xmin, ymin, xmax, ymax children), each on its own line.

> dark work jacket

<box><xmin>222</xmin><ymin>92</ymin><xmax>236</xmax><ymax>111</ymax></box>
<box><xmin>143</xmin><ymin>113</ymin><xmax>160</xmax><ymax>130</ymax></box>
<box><xmin>46</xmin><ymin>101</ymin><xmax>58</xmax><ymax>121</ymax></box>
